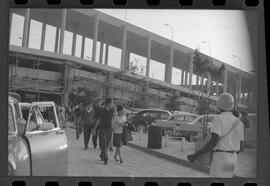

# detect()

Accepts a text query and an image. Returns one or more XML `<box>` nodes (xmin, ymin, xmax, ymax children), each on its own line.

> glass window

<box><xmin>28</xmin><ymin>110</ymin><xmax>39</xmax><ymax>131</ymax></box>
<box><xmin>44</xmin><ymin>24</ymin><xmax>56</xmax><ymax>52</ymax></box>
<box><xmin>95</xmin><ymin>41</ymin><xmax>101</xmax><ymax>62</ymax></box>
<box><xmin>28</xmin><ymin>19</ymin><xmax>43</xmax><ymax>49</ymax></box>
<box><xmin>172</xmin><ymin>67</ymin><xmax>181</xmax><ymax>85</ymax></box>
<box><xmin>149</xmin><ymin>112</ymin><xmax>159</xmax><ymax>118</ymax></box>
<box><xmin>129</xmin><ymin>53</ymin><xmax>147</xmax><ymax>76</ymax></box>
<box><xmin>149</xmin><ymin>60</ymin><xmax>165</xmax><ymax>81</ymax></box>
<box><xmin>39</xmin><ymin>106</ymin><xmax>57</xmax><ymax>128</ymax></box>
<box><xmin>8</xmin><ymin>105</ymin><xmax>15</xmax><ymax>132</ymax></box>
<box><xmin>75</xmin><ymin>34</ymin><xmax>82</xmax><ymax>58</ymax></box>
<box><xmin>175</xmin><ymin>115</ymin><xmax>185</xmax><ymax>121</ymax></box>
<box><xmin>10</xmin><ymin>13</ymin><xmax>24</xmax><ymax>46</ymax></box>
<box><xmin>160</xmin><ymin>112</ymin><xmax>170</xmax><ymax>119</ymax></box>
<box><xmin>63</xmin><ymin>30</ymin><xmax>73</xmax><ymax>55</ymax></box>
<box><xmin>107</xmin><ymin>46</ymin><xmax>121</xmax><ymax>68</ymax></box>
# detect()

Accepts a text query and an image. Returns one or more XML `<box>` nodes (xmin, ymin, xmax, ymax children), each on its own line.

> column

<box><xmin>54</xmin><ymin>28</ymin><xmax>59</xmax><ymax>53</ymax></box>
<box><xmin>99</xmin><ymin>42</ymin><xmax>104</xmax><ymax>64</ymax></box>
<box><xmin>81</xmin><ymin>36</ymin><xmax>85</xmax><ymax>59</ymax></box>
<box><xmin>223</xmin><ymin>69</ymin><xmax>228</xmax><ymax>93</ymax></box>
<box><xmin>22</xmin><ymin>8</ymin><xmax>31</xmax><ymax>48</ymax></box>
<box><xmin>189</xmin><ymin>51</ymin><xmax>194</xmax><ymax>90</ymax></box>
<box><xmin>146</xmin><ymin>36</ymin><xmax>151</xmax><ymax>77</ymax></box>
<box><xmin>63</xmin><ymin>62</ymin><xmax>74</xmax><ymax>108</ymax></box>
<box><xmin>92</xmin><ymin>15</ymin><xmax>99</xmax><ymax>62</ymax></box>
<box><xmin>165</xmin><ymin>45</ymin><xmax>173</xmax><ymax>83</ymax></box>
<box><xmin>71</xmin><ymin>33</ymin><xmax>77</xmax><ymax>56</ymax></box>
<box><xmin>105</xmin><ymin>44</ymin><xmax>109</xmax><ymax>65</ymax></box>
<box><xmin>196</xmin><ymin>75</ymin><xmax>199</xmax><ymax>85</ymax></box>
<box><xmin>126</xmin><ymin>50</ymin><xmax>130</xmax><ymax>70</ymax></box>
<box><xmin>181</xmin><ymin>70</ymin><xmax>184</xmax><ymax>85</ymax></box>
<box><xmin>216</xmin><ymin>82</ymin><xmax>219</xmax><ymax>97</ymax></box>
<box><xmin>185</xmin><ymin>71</ymin><xmax>188</xmax><ymax>86</ymax></box>
<box><xmin>238</xmin><ymin>75</ymin><xmax>242</xmax><ymax>104</ymax></box>
<box><xmin>59</xmin><ymin>9</ymin><xmax>67</xmax><ymax>54</ymax></box>
<box><xmin>121</xmin><ymin>25</ymin><xmax>127</xmax><ymax>70</ymax></box>
<box><xmin>40</xmin><ymin>13</ymin><xmax>47</xmax><ymax>50</ymax></box>
<box><xmin>207</xmin><ymin>72</ymin><xmax>212</xmax><ymax>96</ymax></box>
<box><xmin>106</xmin><ymin>72</ymin><xmax>114</xmax><ymax>98</ymax></box>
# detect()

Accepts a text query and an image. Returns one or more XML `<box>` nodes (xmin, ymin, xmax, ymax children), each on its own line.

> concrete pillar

<box><xmin>92</xmin><ymin>15</ymin><xmax>99</xmax><ymax>62</ymax></box>
<box><xmin>181</xmin><ymin>70</ymin><xmax>184</xmax><ymax>85</ymax></box>
<box><xmin>106</xmin><ymin>73</ymin><xmax>114</xmax><ymax>99</ymax></box>
<box><xmin>99</xmin><ymin>42</ymin><xmax>104</xmax><ymax>64</ymax></box>
<box><xmin>185</xmin><ymin>71</ymin><xmax>188</xmax><ymax>86</ymax></box>
<box><xmin>142</xmin><ymin>81</ymin><xmax>150</xmax><ymax>108</ymax></box>
<box><xmin>223</xmin><ymin>69</ymin><xmax>228</xmax><ymax>93</ymax></box>
<box><xmin>189</xmin><ymin>51</ymin><xmax>194</xmax><ymax>90</ymax></box>
<box><xmin>71</xmin><ymin>33</ymin><xmax>77</xmax><ymax>56</ymax></box>
<box><xmin>81</xmin><ymin>36</ymin><xmax>85</xmax><ymax>59</ymax></box>
<box><xmin>238</xmin><ymin>75</ymin><xmax>242</xmax><ymax>104</ymax></box>
<box><xmin>54</xmin><ymin>28</ymin><xmax>59</xmax><ymax>53</ymax></box>
<box><xmin>216</xmin><ymin>82</ymin><xmax>219</xmax><ymax>97</ymax></box>
<box><xmin>146</xmin><ymin>36</ymin><xmax>151</xmax><ymax>77</ymax></box>
<box><xmin>196</xmin><ymin>75</ymin><xmax>199</xmax><ymax>85</ymax></box>
<box><xmin>126</xmin><ymin>50</ymin><xmax>130</xmax><ymax>70</ymax></box>
<box><xmin>63</xmin><ymin>62</ymin><xmax>74</xmax><ymax>108</ymax></box>
<box><xmin>121</xmin><ymin>25</ymin><xmax>127</xmax><ymax>70</ymax></box>
<box><xmin>207</xmin><ymin>72</ymin><xmax>212</xmax><ymax>96</ymax></box>
<box><xmin>59</xmin><ymin>9</ymin><xmax>67</xmax><ymax>54</ymax></box>
<box><xmin>40</xmin><ymin>13</ymin><xmax>47</xmax><ymax>50</ymax></box>
<box><xmin>105</xmin><ymin>44</ymin><xmax>109</xmax><ymax>65</ymax></box>
<box><xmin>22</xmin><ymin>8</ymin><xmax>31</xmax><ymax>48</ymax></box>
<box><xmin>165</xmin><ymin>45</ymin><xmax>173</xmax><ymax>83</ymax></box>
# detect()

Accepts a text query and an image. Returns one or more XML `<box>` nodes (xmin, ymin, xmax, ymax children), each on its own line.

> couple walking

<box><xmin>92</xmin><ymin>98</ymin><xmax>126</xmax><ymax>165</ymax></box>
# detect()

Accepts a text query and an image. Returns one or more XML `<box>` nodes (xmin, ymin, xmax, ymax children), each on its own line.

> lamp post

<box><xmin>163</xmin><ymin>23</ymin><xmax>174</xmax><ymax>41</ymax></box>
<box><xmin>232</xmin><ymin>54</ymin><xmax>242</xmax><ymax>70</ymax></box>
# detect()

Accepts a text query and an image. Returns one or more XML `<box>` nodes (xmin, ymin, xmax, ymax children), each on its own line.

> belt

<box><xmin>213</xmin><ymin>149</ymin><xmax>238</xmax><ymax>153</ymax></box>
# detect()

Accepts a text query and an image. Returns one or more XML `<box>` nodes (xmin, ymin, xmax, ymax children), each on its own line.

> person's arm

<box><xmin>93</xmin><ymin>118</ymin><xmax>100</xmax><ymax>131</ymax></box>
<box><xmin>187</xmin><ymin>133</ymin><xmax>220</xmax><ymax>163</ymax></box>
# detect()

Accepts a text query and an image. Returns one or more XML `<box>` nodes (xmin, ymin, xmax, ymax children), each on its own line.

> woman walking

<box><xmin>112</xmin><ymin>105</ymin><xmax>126</xmax><ymax>163</ymax></box>
<box><xmin>187</xmin><ymin>93</ymin><xmax>244</xmax><ymax>177</ymax></box>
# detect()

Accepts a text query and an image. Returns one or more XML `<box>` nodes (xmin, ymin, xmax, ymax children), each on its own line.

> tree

<box><xmin>164</xmin><ymin>90</ymin><xmax>183</xmax><ymax>113</ymax></box>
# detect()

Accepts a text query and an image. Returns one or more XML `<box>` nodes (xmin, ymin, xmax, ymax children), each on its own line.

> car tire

<box><xmin>137</xmin><ymin>124</ymin><xmax>146</xmax><ymax>133</ymax></box>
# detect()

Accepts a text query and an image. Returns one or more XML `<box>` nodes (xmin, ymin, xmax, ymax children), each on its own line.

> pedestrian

<box><xmin>73</xmin><ymin>102</ymin><xmax>83</xmax><ymax>140</ymax></box>
<box><xmin>92</xmin><ymin>98</ymin><xmax>116</xmax><ymax>165</ymax></box>
<box><xmin>187</xmin><ymin>93</ymin><xmax>244</xmax><ymax>178</ymax></box>
<box><xmin>92</xmin><ymin>99</ymin><xmax>103</xmax><ymax>149</ymax></box>
<box><xmin>81</xmin><ymin>102</ymin><xmax>96</xmax><ymax>150</ymax></box>
<box><xmin>112</xmin><ymin>105</ymin><xmax>126</xmax><ymax>163</ymax></box>
<box><xmin>57</xmin><ymin>105</ymin><xmax>66</xmax><ymax>129</ymax></box>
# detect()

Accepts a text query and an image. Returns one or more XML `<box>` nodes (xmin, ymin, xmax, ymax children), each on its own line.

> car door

<box><xmin>24</xmin><ymin>102</ymin><xmax>68</xmax><ymax>176</ymax></box>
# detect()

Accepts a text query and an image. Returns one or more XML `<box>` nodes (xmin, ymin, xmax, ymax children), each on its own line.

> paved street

<box><xmin>65</xmin><ymin>127</ymin><xmax>209</xmax><ymax>177</ymax></box>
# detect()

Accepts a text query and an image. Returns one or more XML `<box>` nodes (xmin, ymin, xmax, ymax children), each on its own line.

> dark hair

<box><xmin>117</xmin><ymin>104</ymin><xmax>124</xmax><ymax>112</ymax></box>
<box><xmin>232</xmin><ymin>110</ymin><xmax>240</xmax><ymax>118</ymax></box>
<box><xmin>105</xmin><ymin>98</ymin><xmax>112</xmax><ymax>106</ymax></box>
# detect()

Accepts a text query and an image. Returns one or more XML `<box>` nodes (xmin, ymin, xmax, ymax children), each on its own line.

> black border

<box><xmin>1</xmin><ymin>0</ymin><xmax>269</xmax><ymax>185</ymax></box>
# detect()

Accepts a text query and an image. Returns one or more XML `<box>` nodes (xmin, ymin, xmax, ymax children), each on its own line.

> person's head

<box><xmin>117</xmin><ymin>104</ymin><xmax>125</xmax><ymax>116</ymax></box>
<box><xmin>86</xmin><ymin>102</ymin><xmax>93</xmax><ymax>109</ymax></box>
<box><xmin>240</xmin><ymin>110</ymin><xmax>248</xmax><ymax>117</ymax></box>
<box><xmin>95</xmin><ymin>99</ymin><xmax>102</xmax><ymax>108</ymax></box>
<box><xmin>105</xmin><ymin>98</ymin><xmax>113</xmax><ymax>110</ymax></box>
<box><xmin>232</xmin><ymin>109</ymin><xmax>240</xmax><ymax>118</ymax></box>
<box><xmin>216</xmin><ymin>93</ymin><xmax>234</xmax><ymax>112</ymax></box>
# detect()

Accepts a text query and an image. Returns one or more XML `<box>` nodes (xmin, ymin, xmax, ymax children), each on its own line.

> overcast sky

<box><xmin>98</xmin><ymin>9</ymin><xmax>255</xmax><ymax>73</ymax></box>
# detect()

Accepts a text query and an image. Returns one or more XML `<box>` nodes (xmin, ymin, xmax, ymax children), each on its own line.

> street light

<box><xmin>232</xmin><ymin>54</ymin><xmax>242</xmax><ymax>70</ymax></box>
<box><xmin>163</xmin><ymin>23</ymin><xmax>174</xmax><ymax>41</ymax></box>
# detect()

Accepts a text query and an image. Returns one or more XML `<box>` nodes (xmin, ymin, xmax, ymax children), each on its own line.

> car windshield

<box><xmin>169</xmin><ymin>114</ymin><xmax>197</xmax><ymax>122</ymax></box>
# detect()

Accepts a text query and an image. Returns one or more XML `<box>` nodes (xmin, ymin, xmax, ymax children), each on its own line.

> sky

<box><xmin>98</xmin><ymin>9</ymin><xmax>255</xmax><ymax>73</ymax></box>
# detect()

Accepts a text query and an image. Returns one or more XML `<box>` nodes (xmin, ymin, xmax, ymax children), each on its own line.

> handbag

<box><xmin>195</xmin><ymin>118</ymin><xmax>240</xmax><ymax>166</ymax></box>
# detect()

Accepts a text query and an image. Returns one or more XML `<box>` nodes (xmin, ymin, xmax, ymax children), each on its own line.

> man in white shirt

<box><xmin>187</xmin><ymin>93</ymin><xmax>244</xmax><ymax>177</ymax></box>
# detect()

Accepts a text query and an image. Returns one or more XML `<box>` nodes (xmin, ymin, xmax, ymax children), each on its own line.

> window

<box><xmin>107</xmin><ymin>46</ymin><xmax>121</xmax><ymax>68</ymax></box>
<box><xmin>8</xmin><ymin>105</ymin><xmax>15</xmax><ymax>132</ymax></box>
<box><xmin>84</xmin><ymin>37</ymin><xmax>93</xmax><ymax>60</ymax></box>
<box><xmin>63</xmin><ymin>30</ymin><xmax>73</xmax><ymax>55</ymax></box>
<box><xmin>160</xmin><ymin>112</ymin><xmax>170</xmax><ymax>119</ymax></box>
<box><xmin>28</xmin><ymin>19</ymin><xmax>43</xmax><ymax>49</ymax></box>
<box><xmin>75</xmin><ymin>34</ymin><xmax>82</xmax><ymax>57</ymax></box>
<box><xmin>149</xmin><ymin>112</ymin><xmax>159</xmax><ymax>118</ymax></box>
<box><xmin>44</xmin><ymin>24</ymin><xmax>56</xmax><ymax>52</ymax></box>
<box><xmin>39</xmin><ymin>106</ymin><xmax>57</xmax><ymax>128</ymax></box>
<box><xmin>140</xmin><ymin>112</ymin><xmax>149</xmax><ymax>118</ymax></box>
<box><xmin>28</xmin><ymin>110</ymin><xmax>39</xmax><ymax>131</ymax></box>
<box><xmin>149</xmin><ymin>60</ymin><xmax>165</xmax><ymax>81</ymax></box>
<box><xmin>10</xmin><ymin>13</ymin><xmax>24</xmax><ymax>46</ymax></box>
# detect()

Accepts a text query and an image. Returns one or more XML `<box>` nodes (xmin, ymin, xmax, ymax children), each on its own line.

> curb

<box><xmin>127</xmin><ymin>142</ymin><xmax>210</xmax><ymax>174</ymax></box>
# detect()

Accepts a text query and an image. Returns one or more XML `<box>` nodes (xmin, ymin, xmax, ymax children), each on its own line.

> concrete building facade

<box><xmin>8</xmin><ymin>9</ymin><xmax>256</xmax><ymax>112</ymax></box>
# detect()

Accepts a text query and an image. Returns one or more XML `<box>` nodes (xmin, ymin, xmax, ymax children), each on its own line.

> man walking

<box><xmin>93</xmin><ymin>98</ymin><xmax>116</xmax><ymax>165</ymax></box>
<box><xmin>73</xmin><ymin>102</ymin><xmax>83</xmax><ymax>139</ymax></box>
<box><xmin>92</xmin><ymin>99</ymin><xmax>103</xmax><ymax>149</ymax></box>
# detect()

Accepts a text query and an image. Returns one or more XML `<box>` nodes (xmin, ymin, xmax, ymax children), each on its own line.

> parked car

<box><xmin>131</xmin><ymin>109</ymin><xmax>171</xmax><ymax>132</ymax></box>
<box><xmin>173</xmin><ymin>114</ymin><xmax>217</xmax><ymax>141</ymax></box>
<box><xmin>8</xmin><ymin>95</ymin><xmax>68</xmax><ymax>176</ymax></box>
<box><xmin>153</xmin><ymin>112</ymin><xmax>199</xmax><ymax>136</ymax></box>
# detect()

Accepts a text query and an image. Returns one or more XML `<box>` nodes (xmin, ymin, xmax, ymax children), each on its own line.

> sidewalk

<box><xmin>128</xmin><ymin>132</ymin><xmax>256</xmax><ymax>178</ymax></box>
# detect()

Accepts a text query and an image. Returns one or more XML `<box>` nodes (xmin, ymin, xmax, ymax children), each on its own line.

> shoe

<box><xmin>104</xmin><ymin>160</ymin><xmax>108</xmax><ymax>165</ymax></box>
<box><xmin>94</xmin><ymin>146</ymin><xmax>97</xmax><ymax>149</ymax></box>
<box><xmin>120</xmin><ymin>159</ymin><xmax>123</xmax><ymax>163</ymax></box>
<box><xmin>114</xmin><ymin>155</ymin><xmax>119</xmax><ymax>161</ymax></box>
<box><xmin>84</xmin><ymin>146</ymin><xmax>88</xmax><ymax>150</ymax></box>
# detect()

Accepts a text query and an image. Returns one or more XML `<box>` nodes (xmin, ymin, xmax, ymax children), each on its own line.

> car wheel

<box><xmin>189</xmin><ymin>133</ymin><xmax>199</xmax><ymax>142</ymax></box>
<box><xmin>137</xmin><ymin>124</ymin><xmax>146</xmax><ymax>133</ymax></box>
<box><xmin>8</xmin><ymin>163</ymin><xmax>14</xmax><ymax>176</ymax></box>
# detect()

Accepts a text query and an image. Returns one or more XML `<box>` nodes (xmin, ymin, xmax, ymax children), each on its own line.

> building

<box><xmin>8</xmin><ymin>9</ymin><xmax>256</xmax><ymax>113</ymax></box>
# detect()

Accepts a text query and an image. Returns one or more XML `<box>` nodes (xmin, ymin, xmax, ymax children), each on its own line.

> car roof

<box><xmin>137</xmin><ymin>109</ymin><xmax>171</xmax><ymax>113</ymax></box>
<box><xmin>171</xmin><ymin>112</ymin><xmax>198</xmax><ymax>116</ymax></box>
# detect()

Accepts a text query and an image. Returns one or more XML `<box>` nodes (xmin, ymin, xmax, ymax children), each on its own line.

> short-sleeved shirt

<box><xmin>211</xmin><ymin>112</ymin><xmax>244</xmax><ymax>151</ymax></box>
<box><xmin>112</xmin><ymin>115</ymin><xmax>126</xmax><ymax>134</ymax></box>
<box><xmin>99</xmin><ymin>108</ymin><xmax>114</xmax><ymax>130</ymax></box>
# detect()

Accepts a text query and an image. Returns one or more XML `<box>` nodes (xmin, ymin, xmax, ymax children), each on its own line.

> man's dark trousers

<box><xmin>99</xmin><ymin>128</ymin><xmax>112</xmax><ymax>161</ymax></box>
<box><xmin>92</xmin><ymin>126</ymin><xmax>100</xmax><ymax>148</ymax></box>
<box><xmin>83</xmin><ymin>125</ymin><xmax>93</xmax><ymax>148</ymax></box>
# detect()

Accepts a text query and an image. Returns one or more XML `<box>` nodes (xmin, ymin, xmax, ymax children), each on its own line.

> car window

<box><xmin>8</xmin><ymin>105</ymin><xmax>15</xmax><ymax>132</ymax></box>
<box><xmin>28</xmin><ymin>111</ymin><xmax>39</xmax><ymax>131</ymax></box>
<box><xmin>160</xmin><ymin>112</ymin><xmax>170</xmax><ymax>119</ymax></box>
<box><xmin>39</xmin><ymin>106</ymin><xmax>57</xmax><ymax>128</ymax></box>
<box><xmin>175</xmin><ymin>115</ymin><xmax>185</xmax><ymax>121</ymax></box>
<box><xmin>149</xmin><ymin>112</ymin><xmax>159</xmax><ymax>118</ymax></box>
<box><xmin>140</xmin><ymin>112</ymin><xmax>149</xmax><ymax>117</ymax></box>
